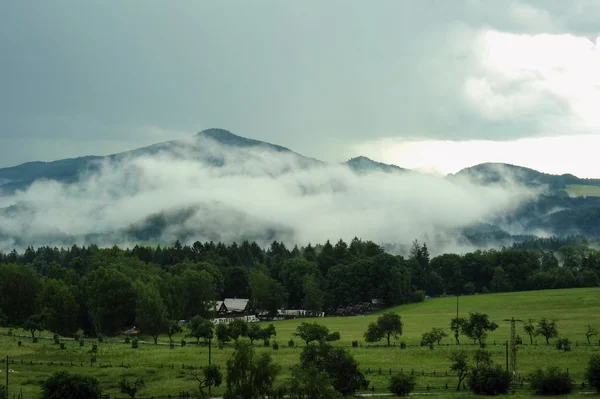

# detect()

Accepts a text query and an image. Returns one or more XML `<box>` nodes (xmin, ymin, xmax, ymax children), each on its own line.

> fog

<box><xmin>0</xmin><ymin>138</ymin><xmax>539</xmax><ymax>255</ymax></box>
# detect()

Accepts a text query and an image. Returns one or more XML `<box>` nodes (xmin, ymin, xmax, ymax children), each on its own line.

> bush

<box><xmin>530</xmin><ymin>367</ymin><xmax>574</xmax><ymax>395</ymax></box>
<box><xmin>326</xmin><ymin>332</ymin><xmax>340</xmax><ymax>342</ymax></box>
<box><xmin>389</xmin><ymin>372</ymin><xmax>416</xmax><ymax>396</ymax></box>
<box><xmin>288</xmin><ymin>339</ymin><xmax>295</xmax><ymax>347</ymax></box>
<box><xmin>412</xmin><ymin>290</ymin><xmax>426</xmax><ymax>303</ymax></box>
<box><xmin>272</xmin><ymin>342</ymin><xmax>279</xmax><ymax>350</ymax></box>
<box><xmin>586</xmin><ymin>354</ymin><xmax>600</xmax><ymax>393</ymax></box>
<box><xmin>40</xmin><ymin>371</ymin><xmax>101</xmax><ymax>399</ymax></box>
<box><xmin>352</xmin><ymin>340</ymin><xmax>358</xmax><ymax>348</ymax></box>
<box><xmin>79</xmin><ymin>340</ymin><xmax>84</xmax><ymax>347</ymax></box>
<box><xmin>556</xmin><ymin>338</ymin><xmax>571</xmax><ymax>351</ymax></box>
<box><xmin>91</xmin><ymin>344</ymin><xmax>98</xmax><ymax>353</ymax></box>
<box><xmin>169</xmin><ymin>343</ymin><xmax>175</xmax><ymax>349</ymax></box>
<box><xmin>18</xmin><ymin>341</ymin><xmax>22</xmax><ymax>346</ymax></box>
<box><xmin>469</xmin><ymin>365</ymin><xmax>510</xmax><ymax>395</ymax></box>
<box><xmin>400</xmin><ymin>342</ymin><xmax>407</xmax><ymax>349</ymax></box>
<box><xmin>73</xmin><ymin>329</ymin><xmax>83</xmax><ymax>341</ymax></box>
<box><xmin>181</xmin><ymin>339</ymin><xmax>186</xmax><ymax>347</ymax></box>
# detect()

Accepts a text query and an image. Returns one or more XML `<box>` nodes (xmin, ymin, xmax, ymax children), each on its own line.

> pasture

<box><xmin>2</xmin><ymin>287</ymin><xmax>600</xmax><ymax>398</ymax></box>
<box><xmin>566</xmin><ymin>184</ymin><xmax>600</xmax><ymax>198</ymax></box>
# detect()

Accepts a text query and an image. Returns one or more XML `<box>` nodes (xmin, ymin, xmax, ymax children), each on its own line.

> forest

<box><xmin>1</xmin><ymin>236</ymin><xmax>600</xmax><ymax>339</ymax></box>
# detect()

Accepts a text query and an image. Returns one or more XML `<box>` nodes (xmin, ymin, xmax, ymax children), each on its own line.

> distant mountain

<box><xmin>344</xmin><ymin>156</ymin><xmax>409</xmax><ymax>174</ymax></box>
<box><xmin>449</xmin><ymin>162</ymin><xmax>600</xmax><ymax>191</ymax></box>
<box><xmin>0</xmin><ymin>129</ymin><xmax>323</xmax><ymax>193</ymax></box>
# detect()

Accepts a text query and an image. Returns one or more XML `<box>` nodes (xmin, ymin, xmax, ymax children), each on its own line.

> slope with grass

<box><xmin>2</xmin><ymin>287</ymin><xmax>600</xmax><ymax>398</ymax></box>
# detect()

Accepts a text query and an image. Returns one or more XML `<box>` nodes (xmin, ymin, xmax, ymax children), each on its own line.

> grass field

<box><xmin>2</xmin><ymin>287</ymin><xmax>600</xmax><ymax>398</ymax></box>
<box><xmin>566</xmin><ymin>184</ymin><xmax>600</xmax><ymax>197</ymax></box>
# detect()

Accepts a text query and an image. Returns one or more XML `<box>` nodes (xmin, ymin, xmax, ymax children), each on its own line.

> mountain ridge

<box><xmin>2</xmin><ymin>128</ymin><xmax>599</xmax><ymax>185</ymax></box>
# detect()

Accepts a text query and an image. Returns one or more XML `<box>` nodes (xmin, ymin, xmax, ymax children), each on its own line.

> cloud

<box><xmin>465</xmin><ymin>30</ymin><xmax>600</xmax><ymax>132</ymax></box>
<box><xmin>353</xmin><ymin>134</ymin><xmax>600</xmax><ymax>178</ymax></box>
<box><xmin>0</xmin><ymin>140</ymin><xmax>536</xmax><ymax>255</ymax></box>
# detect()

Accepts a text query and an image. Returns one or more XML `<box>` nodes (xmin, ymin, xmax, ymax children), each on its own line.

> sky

<box><xmin>1</xmin><ymin>1</ymin><xmax>600</xmax><ymax>176</ymax></box>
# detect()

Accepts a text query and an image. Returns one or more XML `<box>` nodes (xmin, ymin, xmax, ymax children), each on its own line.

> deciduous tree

<box><xmin>463</xmin><ymin>312</ymin><xmax>498</xmax><ymax>346</ymax></box>
<box><xmin>536</xmin><ymin>318</ymin><xmax>558</xmax><ymax>344</ymax></box>
<box><xmin>364</xmin><ymin>313</ymin><xmax>403</xmax><ymax>346</ymax></box>
<box><xmin>294</xmin><ymin>322</ymin><xmax>329</xmax><ymax>345</ymax></box>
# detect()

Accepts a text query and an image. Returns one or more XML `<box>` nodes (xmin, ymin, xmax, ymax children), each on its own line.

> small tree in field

<box><xmin>463</xmin><ymin>313</ymin><xmax>498</xmax><ymax>346</ymax></box>
<box><xmin>294</xmin><ymin>322</ymin><xmax>329</xmax><ymax>345</ymax></box>
<box><xmin>187</xmin><ymin>315</ymin><xmax>214</xmax><ymax>344</ymax></box>
<box><xmin>364</xmin><ymin>313</ymin><xmax>403</xmax><ymax>346</ymax></box>
<box><xmin>450</xmin><ymin>317</ymin><xmax>467</xmax><ymax>345</ymax></box>
<box><xmin>586</xmin><ymin>325</ymin><xmax>597</xmax><ymax>345</ymax></box>
<box><xmin>119</xmin><ymin>377</ymin><xmax>145</xmax><ymax>399</ymax></box>
<box><xmin>166</xmin><ymin>320</ymin><xmax>182</xmax><ymax>343</ymax></box>
<box><xmin>215</xmin><ymin>323</ymin><xmax>231</xmax><ymax>347</ymax></box>
<box><xmin>523</xmin><ymin>319</ymin><xmax>536</xmax><ymax>344</ymax></box>
<box><xmin>449</xmin><ymin>351</ymin><xmax>470</xmax><ymax>391</ymax></box>
<box><xmin>191</xmin><ymin>364</ymin><xmax>223</xmax><ymax>398</ymax></box>
<box><xmin>536</xmin><ymin>318</ymin><xmax>558</xmax><ymax>344</ymax></box>
<box><xmin>23</xmin><ymin>313</ymin><xmax>44</xmax><ymax>339</ymax></box>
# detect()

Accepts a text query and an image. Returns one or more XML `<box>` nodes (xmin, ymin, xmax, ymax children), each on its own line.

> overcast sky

<box><xmin>1</xmin><ymin>1</ymin><xmax>600</xmax><ymax>176</ymax></box>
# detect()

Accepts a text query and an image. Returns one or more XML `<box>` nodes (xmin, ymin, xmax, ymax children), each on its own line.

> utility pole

<box><xmin>5</xmin><ymin>355</ymin><xmax>8</xmax><ymax>397</ymax></box>
<box><xmin>456</xmin><ymin>296</ymin><xmax>459</xmax><ymax>319</ymax></box>
<box><xmin>503</xmin><ymin>317</ymin><xmax>523</xmax><ymax>382</ymax></box>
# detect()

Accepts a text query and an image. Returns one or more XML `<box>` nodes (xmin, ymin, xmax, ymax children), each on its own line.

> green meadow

<box><xmin>2</xmin><ymin>287</ymin><xmax>600</xmax><ymax>398</ymax></box>
<box><xmin>566</xmin><ymin>184</ymin><xmax>600</xmax><ymax>198</ymax></box>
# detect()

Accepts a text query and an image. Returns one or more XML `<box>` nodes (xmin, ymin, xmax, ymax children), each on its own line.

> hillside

<box><xmin>450</xmin><ymin>162</ymin><xmax>600</xmax><ymax>192</ymax></box>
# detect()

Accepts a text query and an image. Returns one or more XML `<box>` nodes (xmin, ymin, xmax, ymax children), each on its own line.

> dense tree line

<box><xmin>0</xmin><ymin>237</ymin><xmax>599</xmax><ymax>338</ymax></box>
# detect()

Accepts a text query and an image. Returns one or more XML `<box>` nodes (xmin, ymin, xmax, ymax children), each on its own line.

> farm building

<box><xmin>214</xmin><ymin>298</ymin><xmax>254</xmax><ymax>317</ymax></box>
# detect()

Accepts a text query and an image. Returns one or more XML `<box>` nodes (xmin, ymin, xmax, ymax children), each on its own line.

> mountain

<box><xmin>0</xmin><ymin>129</ymin><xmax>324</xmax><ymax>193</ymax></box>
<box><xmin>449</xmin><ymin>162</ymin><xmax>600</xmax><ymax>191</ymax></box>
<box><xmin>344</xmin><ymin>156</ymin><xmax>409</xmax><ymax>174</ymax></box>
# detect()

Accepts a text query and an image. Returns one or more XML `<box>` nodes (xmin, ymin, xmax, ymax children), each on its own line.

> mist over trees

<box><xmin>0</xmin><ymin>237</ymin><xmax>599</xmax><ymax>337</ymax></box>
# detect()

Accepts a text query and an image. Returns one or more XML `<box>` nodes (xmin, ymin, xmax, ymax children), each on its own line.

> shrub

<box><xmin>272</xmin><ymin>342</ymin><xmax>279</xmax><ymax>350</ymax></box>
<box><xmin>400</xmin><ymin>342</ymin><xmax>407</xmax><ymax>349</ymax></box>
<box><xmin>412</xmin><ymin>290</ymin><xmax>426</xmax><ymax>303</ymax></box>
<box><xmin>181</xmin><ymin>339</ymin><xmax>186</xmax><ymax>347</ymax></box>
<box><xmin>18</xmin><ymin>341</ymin><xmax>22</xmax><ymax>346</ymax></box>
<box><xmin>91</xmin><ymin>344</ymin><xmax>98</xmax><ymax>353</ymax></box>
<box><xmin>73</xmin><ymin>329</ymin><xmax>83</xmax><ymax>341</ymax></box>
<box><xmin>469</xmin><ymin>365</ymin><xmax>510</xmax><ymax>395</ymax></box>
<box><xmin>169</xmin><ymin>343</ymin><xmax>175</xmax><ymax>349</ymax></box>
<box><xmin>556</xmin><ymin>338</ymin><xmax>571</xmax><ymax>351</ymax></box>
<box><xmin>288</xmin><ymin>339</ymin><xmax>295</xmax><ymax>347</ymax></box>
<box><xmin>60</xmin><ymin>343</ymin><xmax>66</xmax><ymax>350</ymax></box>
<box><xmin>586</xmin><ymin>354</ymin><xmax>600</xmax><ymax>393</ymax></box>
<box><xmin>389</xmin><ymin>372</ymin><xmax>416</xmax><ymax>396</ymax></box>
<box><xmin>79</xmin><ymin>340</ymin><xmax>84</xmax><ymax>347</ymax></box>
<box><xmin>326</xmin><ymin>332</ymin><xmax>340</xmax><ymax>342</ymax></box>
<box><xmin>40</xmin><ymin>371</ymin><xmax>101</xmax><ymax>399</ymax></box>
<box><xmin>530</xmin><ymin>367</ymin><xmax>574</xmax><ymax>395</ymax></box>
<box><xmin>352</xmin><ymin>340</ymin><xmax>358</xmax><ymax>348</ymax></box>
<box><xmin>32</xmin><ymin>337</ymin><xmax>38</xmax><ymax>343</ymax></box>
